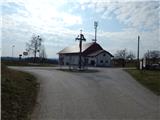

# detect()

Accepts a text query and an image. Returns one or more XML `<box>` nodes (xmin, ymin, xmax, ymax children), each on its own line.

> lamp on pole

<box><xmin>137</xmin><ymin>36</ymin><xmax>140</xmax><ymax>69</ymax></box>
<box><xmin>12</xmin><ymin>45</ymin><xmax>15</xmax><ymax>58</ymax></box>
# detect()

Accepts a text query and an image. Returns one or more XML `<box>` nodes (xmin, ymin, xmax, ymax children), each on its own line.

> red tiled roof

<box><xmin>87</xmin><ymin>50</ymin><xmax>114</xmax><ymax>57</ymax></box>
<box><xmin>58</xmin><ymin>42</ymin><xmax>113</xmax><ymax>57</ymax></box>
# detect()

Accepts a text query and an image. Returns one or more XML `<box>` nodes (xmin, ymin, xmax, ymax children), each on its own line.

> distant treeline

<box><xmin>112</xmin><ymin>59</ymin><xmax>137</xmax><ymax>67</ymax></box>
<box><xmin>1</xmin><ymin>57</ymin><xmax>58</xmax><ymax>64</ymax></box>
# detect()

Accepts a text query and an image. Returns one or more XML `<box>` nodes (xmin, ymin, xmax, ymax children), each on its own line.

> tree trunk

<box><xmin>34</xmin><ymin>50</ymin><xmax>36</xmax><ymax>63</ymax></box>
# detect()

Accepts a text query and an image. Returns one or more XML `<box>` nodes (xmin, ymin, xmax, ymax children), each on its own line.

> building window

<box><xmin>103</xmin><ymin>54</ymin><xmax>106</xmax><ymax>56</ymax></box>
<box><xmin>84</xmin><ymin>58</ymin><xmax>88</xmax><ymax>64</ymax></box>
<box><xmin>105</xmin><ymin>60</ymin><xmax>108</xmax><ymax>63</ymax></box>
<box><xmin>100</xmin><ymin>60</ymin><xmax>103</xmax><ymax>63</ymax></box>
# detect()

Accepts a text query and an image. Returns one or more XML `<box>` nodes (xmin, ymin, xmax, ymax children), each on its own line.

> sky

<box><xmin>1</xmin><ymin>0</ymin><xmax>160</xmax><ymax>58</ymax></box>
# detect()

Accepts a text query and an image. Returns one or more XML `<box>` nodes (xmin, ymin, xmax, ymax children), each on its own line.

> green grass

<box><xmin>1</xmin><ymin>64</ymin><xmax>39</xmax><ymax>120</ymax></box>
<box><xmin>2</xmin><ymin>61</ymin><xmax>57</xmax><ymax>67</ymax></box>
<box><xmin>125</xmin><ymin>69</ymin><xmax>160</xmax><ymax>95</ymax></box>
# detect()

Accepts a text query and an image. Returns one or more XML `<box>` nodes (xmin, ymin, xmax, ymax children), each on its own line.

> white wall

<box><xmin>87</xmin><ymin>52</ymin><xmax>112</xmax><ymax>66</ymax></box>
<box><xmin>88</xmin><ymin>57</ymin><xmax>96</xmax><ymax>66</ymax></box>
<box><xmin>59</xmin><ymin>52</ymin><xmax>112</xmax><ymax>67</ymax></box>
<box><xmin>96</xmin><ymin>52</ymin><xmax>112</xmax><ymax>66</ymax></box>
<box><xmin>62</xmin><ymin>54</ymin><xmax>79</xmax><ymax>65</ymax></box>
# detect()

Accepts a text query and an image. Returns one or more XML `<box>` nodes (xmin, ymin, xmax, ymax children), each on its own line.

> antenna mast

<box><xmin>93</xmin><ymin>21</ymin><xmax>98</xmax><ymax>42</ymax></box>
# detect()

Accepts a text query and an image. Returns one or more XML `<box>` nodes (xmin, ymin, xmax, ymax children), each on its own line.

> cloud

<box><xmin>2</xmin><ymin>0</ymin><xmax>82</xmax><ymax>28</ymax></box>
<box><xmin>1</xmin><ymin>0</ymin><xmax>159</xmax><ymax>58</ymax></box>
<box><xmin>90</xmin><ymin>1</ymin><xmax>160</xmax><ymax>31</ymax></box>
<box><xmin>96</xmin><ymin>27</ymin><xmax>160</xmax><ymax>57</ymax></box>
<box><xmin>1</xmin><ymin>0</ymin><xmax>84</xmax><ymax>56</ymax></box>
<box><xmin>117</xmin><ymin>2</ymin><xmax>159</xmax><ymax>30</ymax></box>
<box><xmin>75</xmin><ymin>0</ymin><xmax>159</xmax><ymax>31</ymax></box>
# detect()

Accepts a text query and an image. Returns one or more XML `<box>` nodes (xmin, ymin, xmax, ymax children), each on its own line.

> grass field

<box><xmin>126</xmin><ymin>69</ymin><xmax>160</xmax><ymax>95</ymax></box>
<box><xmin>2</xmin><ymin>61</ymin><xmax>57</xmax><ymax>67</ymax></box>
<box><xmin>1</xmin><ymin>64</ymin><xmax>39</xmax><ymax>120</ymax></box>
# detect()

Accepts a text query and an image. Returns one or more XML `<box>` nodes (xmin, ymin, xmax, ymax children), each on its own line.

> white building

<box><xmin>58</xmin><ymin>42</ymin><xmax>114</xmax><ymax>67</ymax></box>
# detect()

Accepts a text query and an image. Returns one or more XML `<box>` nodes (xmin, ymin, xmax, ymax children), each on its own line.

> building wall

<box><xmin>88</xmin><ymin>57</ymin><xmax>96</xmax><ymax>66</ymax></box>
<box><xmin>87</xmin><ymin>52</ymin><xmax>112</xmax><ymax>66</ymax></box>
<box><xmin>59</xmin><ymin>52</ymin><xmax>112</xmax><ymax>67</ymax></box>
<box><xmin>59</xmin><ymin>54</ymin><xmax>79</xmax><ymax>65</ymax></box>
<box><xmin>96</xmin><ymin>52</ymin><xmax>112</xmax><ymax>66</ymax></box>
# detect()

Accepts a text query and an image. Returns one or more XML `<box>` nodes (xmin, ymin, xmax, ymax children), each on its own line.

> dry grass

<box><xmin>2</xmin><ymin>61</ymin><xmax>57</xmax><ymax>67</ymax></box>
<box><xmin>1</xmin><ymin>64</ymin><xmax>39</xmax><ymax>120</ymax></box>
<box><xmin>125</xmin><ymin>69</ymin><xmax>160</xmax><ymax>95</ymax></box>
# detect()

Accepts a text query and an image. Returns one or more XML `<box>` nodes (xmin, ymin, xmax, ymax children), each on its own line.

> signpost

<box><xmin>23</xmin><ymin>51</ymin><xmax>28</xmax><ymax>61</ymax></box>
<box><xmin>23</xmin><ymin>52</ymin><xmax>28</xmax><ymax>56</ymax></box>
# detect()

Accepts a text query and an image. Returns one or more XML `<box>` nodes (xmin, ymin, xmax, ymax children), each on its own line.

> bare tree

<box><xmin>126</xmin><ymin>51</ymin><xmax>135</xmax><ymax>60</ymax></box>
<box><xmin>115</xmin><ymin>49</ymin><xmax>135</xmax><ymax>60</ymax></box>
<box><xmin>26</xmin><ymin>34</ymin><xmax>43</xmax><ymax>62</ymax></box>
<box><xmin>114</xmin><ymin>49</ymin><xmax>136</xmax><ymax>67</ymax></box>
<box><xmin>144</xmin><ymin>50</ymin><xmax>160</xmax><ymax>59</ymax></box>
<box><xmin>114</xmin><ymin>49</ymin><xmax>127</xmax><ymax>67</ymax></box>
<box><xmin>115</xmin><ymin>49</ymin><xmax>127</xmax><ymax>59</ymax></box>
<box><xmin>144</xmin><ymin>50</ymin><xmax>160</xmax><ymax>64</ymax></box>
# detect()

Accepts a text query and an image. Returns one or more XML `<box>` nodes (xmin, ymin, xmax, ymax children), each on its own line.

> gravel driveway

<box><xmin>10</xmin><ymin>67</ymin><xmax>159</xmax><ymax>120</ymax></box>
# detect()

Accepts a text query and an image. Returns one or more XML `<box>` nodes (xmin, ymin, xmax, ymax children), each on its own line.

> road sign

<box><xmin>23</xmin><ymin>52</ymin><xmax>28</xmax><ymax>56</ymax></box>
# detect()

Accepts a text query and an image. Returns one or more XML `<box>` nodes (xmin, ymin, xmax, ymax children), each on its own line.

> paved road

<box><xmin>10</xmin><ymin>67</ymin><xmax>159</xmax><ymax>120</ymax></box>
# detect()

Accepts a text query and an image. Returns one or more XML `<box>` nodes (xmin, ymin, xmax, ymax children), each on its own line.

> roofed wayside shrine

<box><xmin>58</xmin><ymin>22</ymin><xmax>114</xmax><ymax>68</ymax></box>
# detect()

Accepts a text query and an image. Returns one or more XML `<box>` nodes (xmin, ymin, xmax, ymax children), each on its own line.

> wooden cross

<box><xmin>75</xmin><ymin>30</ymin><xmax>86</xmax><ymax>69</ymax></box>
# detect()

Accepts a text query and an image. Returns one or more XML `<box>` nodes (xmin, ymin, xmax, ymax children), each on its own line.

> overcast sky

<box><xmin>1</xmin><ymin>0</ymin><xmax>160</xmax><ymax>58</ymax></box>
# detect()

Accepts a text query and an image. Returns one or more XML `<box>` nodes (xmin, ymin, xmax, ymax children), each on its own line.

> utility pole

<box><xmin>93</xmin><ymin>21</ymin><xmax>98</xmax><ymax>42</ymax></box>
<box><xmin>137</xmin><ymin>35</ymin><xmax>140</xmax><ymax>69</ymax></box>
<box><xmin>75</xmin><ymin>30</ymin><xmax>86</xmax><ymax>70</ymax></box>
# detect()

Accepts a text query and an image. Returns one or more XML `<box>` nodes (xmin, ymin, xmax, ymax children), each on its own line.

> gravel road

<box><xmin>10</xmin><ymin>67</ymin><xmax>159</xmax><ymax>120</ymax></box>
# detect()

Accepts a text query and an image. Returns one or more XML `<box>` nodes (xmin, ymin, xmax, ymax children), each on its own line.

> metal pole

<box><xmin>79</xmin><ymin>39</ymin><xmax>82</xmax><ymax>69</ymax></box>
<box><xmin>12</xmin><ymin>46</ymin><xmax>13</xmax><ymax>58</ymax></box>
<box><xmin>137</xmin><ymin>36</ymin><xmax>140</xmax><ymax>69</ymax></box>
<box><xmin>95</xmin><ymin>26</ymin><xmax>96</xmax><ymax>42</ymax></box>
<box><xmin>94</xmin><ymin>21</ymin><xmax>98</xmax><ymax>43</ymax></box>
<box><xmin>12</xmin><ymin>45</ymin><xmax>15</xmax><ymax>58</ymax></box>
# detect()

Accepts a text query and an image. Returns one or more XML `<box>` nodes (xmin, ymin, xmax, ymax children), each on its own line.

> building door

<box><xmin>84</xmin><ymin>58</ymin><xmax>88</xmax><ymax>64</ymax></box>
<box><xmin>91</xmin><ymin>60</ymin><xmax>95</xmax><ymax>66</ymax></box>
